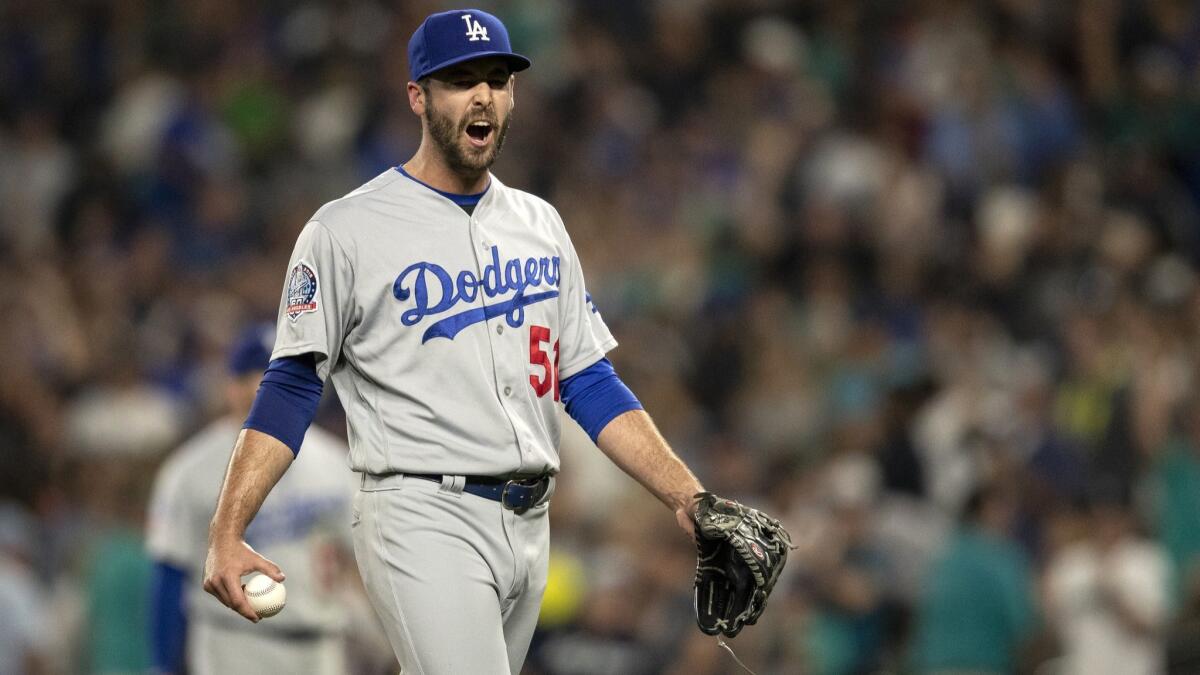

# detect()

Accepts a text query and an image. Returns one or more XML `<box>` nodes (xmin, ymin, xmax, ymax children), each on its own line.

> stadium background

<box><xmin>2</xmin><ymin>0</ymin><xmax>1200</xmax><ymax>673</ymax></box>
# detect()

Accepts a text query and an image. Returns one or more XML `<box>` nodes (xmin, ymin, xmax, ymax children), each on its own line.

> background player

<box><xmin>146</xmin><ymin>324</ymin><xmax>365</xmax><ymax>674</ymax></box>
<box><xmin>202</xmin><ymin>9</ymin><xmax>706</xmax><ymax>674</ymax></box>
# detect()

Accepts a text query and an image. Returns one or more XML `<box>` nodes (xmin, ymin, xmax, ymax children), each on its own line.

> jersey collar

<box><xmin>394</xmin><ymin>165</ymin><xmax>490</xmax><ymax>208</ymax></box>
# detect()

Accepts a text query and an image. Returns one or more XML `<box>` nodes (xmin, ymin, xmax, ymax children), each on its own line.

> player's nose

<box><xmin>469</xmin><ymin>81</ymin><xmax>493</xmax><ymax>106</ymax></box>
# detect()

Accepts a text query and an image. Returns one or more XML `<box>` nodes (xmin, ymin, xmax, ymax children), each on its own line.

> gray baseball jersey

<box><xmin>271</xmin><ymin>169</ymin><xmax>616</xmax><ymax>477</ymax></box>
<box><xmin>146</xmin><ymin>418</ymin><xmax>356</xmax><ymax>673</ymax></box>
<box><xmin>271</xmin><ymin>167</ymin><xmax>617</xmax><ymax>673</ymax></box>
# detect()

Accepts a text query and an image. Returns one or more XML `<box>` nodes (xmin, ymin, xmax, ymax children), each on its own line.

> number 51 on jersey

<box><xmin>529</xmin><ymin>325</ymin><xmax>559</xmax><ymax>401</ymax></box>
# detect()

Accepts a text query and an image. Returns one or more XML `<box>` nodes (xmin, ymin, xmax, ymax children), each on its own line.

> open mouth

<box><xmin>465</xmin><ymin>120</ymin><xmax>494</xmax><ymax>147</ymax></box>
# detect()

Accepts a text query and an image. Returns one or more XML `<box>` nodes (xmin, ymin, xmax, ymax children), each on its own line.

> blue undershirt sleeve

<box><xmin>559</xmin><ymin>358</ymin><xmax>643</xmax><ymax>442</ymax></box>
<box><xmin>243</xmin><ymin>354</ymin><xmax>324</xmax><ymax>455</ymax></box>
<box><xmin>149</xmin><ymin>561</ymin><xmax>188</xmax><ymax>674</ymax></box>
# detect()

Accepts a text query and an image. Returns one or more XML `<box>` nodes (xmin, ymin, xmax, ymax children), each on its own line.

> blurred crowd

<box><xmin>2</xmin><ymin>0</ymin><xmax>1200</xmax><ymax>673</ymax></box>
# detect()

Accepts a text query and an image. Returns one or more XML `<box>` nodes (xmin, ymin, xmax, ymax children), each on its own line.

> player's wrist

<box><xmin>207</xmin><ymin>522</ymin><xmax>246</xmax><ymax>547</ymax></box>
<box><xmin>668</xmin><ymin>486</ymin><xmax>703</xmax><ymax>517</ymax></box>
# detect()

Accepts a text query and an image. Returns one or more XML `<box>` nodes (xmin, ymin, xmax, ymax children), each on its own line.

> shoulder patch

<box><xmin>286</xmin><ymin>261</ymin><xmax>319</xmax><ymax>321</ymax></box>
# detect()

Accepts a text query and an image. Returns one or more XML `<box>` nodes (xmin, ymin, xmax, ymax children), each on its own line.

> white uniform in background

<box><xmin>147</xmin><ymin>419</ymin><xmax>355</xmax><ymax>674</ymax></box>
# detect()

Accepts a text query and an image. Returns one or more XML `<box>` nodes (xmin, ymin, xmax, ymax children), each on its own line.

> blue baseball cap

<box><xmin>228</xmin><ymin>323</ymin><xmax>275</xmax><ymax>376</ymax></box>
<box><xmin>407</xmin><ymin>9</ymin><xmax>531</xmax><ymax>82</ymax></box>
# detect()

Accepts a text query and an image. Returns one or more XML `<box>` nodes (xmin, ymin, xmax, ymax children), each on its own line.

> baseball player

<box><xmin>147</xmin><ymin>324</ymin><xmax>357</xmax><ymax>674</ymax></box>
<box><xmin>202</xmin><ymin>9</ymin><xmax>705</xmax><ymax>674</ymax></box>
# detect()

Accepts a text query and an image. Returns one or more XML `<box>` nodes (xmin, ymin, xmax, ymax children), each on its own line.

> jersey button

<box><xmin>503</xmin><ymin>386</ymin><xmax>513</xmax><ymax>397</ymax></box>
<box><xmin>496</xmin><ymin>324</ymin><xmax>504</xmax><ymax>335</ymax></box>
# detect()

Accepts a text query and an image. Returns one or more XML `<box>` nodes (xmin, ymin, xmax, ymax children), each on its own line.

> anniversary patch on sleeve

<box><xmin>286</xmin><ymin>261</ymin><xmax>319</xmax><ymax>321</ymax></box>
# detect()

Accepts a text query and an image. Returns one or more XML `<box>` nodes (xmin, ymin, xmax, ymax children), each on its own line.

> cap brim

<box><xmin>417</xmin><ymin>51</ymin><xmax>531</xmax><ymax>81</ymax></box>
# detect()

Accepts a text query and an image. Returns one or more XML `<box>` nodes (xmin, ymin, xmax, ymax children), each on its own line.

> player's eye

<box><xmin>489</xmin><ymin>78</ymin><xmax>508</xmax><ymax>89</ymax></box>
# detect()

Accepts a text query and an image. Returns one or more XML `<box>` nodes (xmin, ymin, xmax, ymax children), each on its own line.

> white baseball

<box><xmin>243</xmin><ymin>574</ymin><xmax>287</xmax><ymax>619</ymax></box>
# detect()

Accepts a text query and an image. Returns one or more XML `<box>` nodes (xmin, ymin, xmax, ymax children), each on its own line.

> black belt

<box><xmin>270</xmin><ymin>627</ymin><xmax>327</xmax><ymax>642</ymax></box>
<box><xmin>208</xmin><ymin>620</ymin><xmax>327</xmax><ymax>642</ymax></box>
<box><xmin>407</xmin><ymin>473</ymin><xmax>551</xmax><ymax>511</ymax></box>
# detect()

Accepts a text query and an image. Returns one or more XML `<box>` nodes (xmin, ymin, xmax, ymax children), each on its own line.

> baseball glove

<box><xmin>692</xmin><ymin>492</ymin><xmax>793</xmax><ymax>637</ymax></box>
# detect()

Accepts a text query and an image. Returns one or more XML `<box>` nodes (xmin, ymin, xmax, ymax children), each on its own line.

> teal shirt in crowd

<box><xmin>86</xmin><ymin>527</ymin><xmax>152</xmax><ymax>673</ymax></box>
<box><xmin>1154</xmin><ymin>439</ymin><xmax>1200</xmax><ymax>598</ymax></box>
<box><xmin>912</xmin><ymin>527</ymin><xmax>1035</xmax><ymax>674</ymax></box>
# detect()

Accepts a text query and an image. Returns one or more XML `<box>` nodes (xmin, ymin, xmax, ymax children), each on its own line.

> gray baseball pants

<box><xmin>351</xmin><ymin>473</ymin><xmax>550</xmax><ymax>675</ymax></box>
<box><xmin>190</xmin><ymin>621</ymin><xmax>345</xmax><ymax>674</ymax></box>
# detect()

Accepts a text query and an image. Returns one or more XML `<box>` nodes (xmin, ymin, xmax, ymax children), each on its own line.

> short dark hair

<box><xmin>960</xmin><ymin>482</ymin><xmax>1013</xmax><ymax>524</ymax></box>
<box><xmin>1082</xmin><ymin>474</ymin><xmax>1131</xmax><ymax>511</ymax></box>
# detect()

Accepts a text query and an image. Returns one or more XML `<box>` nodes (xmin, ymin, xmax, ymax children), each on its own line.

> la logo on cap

<box><xmin>462</xmin><ymin>14</ymin><xmax>490</xmax><ymax>42</ymax></box>
<box><xmin>406</xmin><ymin>9</ymin><xmax>530</xmax><ymax>81</ymax></box>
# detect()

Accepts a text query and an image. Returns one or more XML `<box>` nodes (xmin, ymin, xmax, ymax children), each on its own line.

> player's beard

<box><xmin>424</xmin><ymin>101</ymin><xmax>511</xmax><ymax>176</ymax></box>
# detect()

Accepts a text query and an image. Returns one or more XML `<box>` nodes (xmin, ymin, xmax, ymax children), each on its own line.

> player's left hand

<box><xmin>203</xmin><ymin>537</ymin><xmax>286</xmax><ymax>623</ymax></box>
<box><xmin>691</xmin><ymin>492</ymin><xmax>794</xmax><ymax>637</ymax></box>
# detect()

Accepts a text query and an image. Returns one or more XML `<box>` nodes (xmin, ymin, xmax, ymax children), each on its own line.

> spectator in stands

<box><xmin>1044</xmin><ymin>483</ymin><xmax>1170</xmax><ymax>675</ymax></box>
<box><xmin>912</xmin><ymin>484</ymin><xmax>1035</xmax><ymax>674</ymax></box>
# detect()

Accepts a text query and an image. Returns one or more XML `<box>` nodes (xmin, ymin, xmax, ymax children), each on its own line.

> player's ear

<box><xmin>407</xmin><ymin>81</ymin><xmax>425</xmax><ymax>115</ymax></box>
<box><xmin>508</xmin><ymin>74</ymin><xmax>515</xmax><ymax>111</ymax></box>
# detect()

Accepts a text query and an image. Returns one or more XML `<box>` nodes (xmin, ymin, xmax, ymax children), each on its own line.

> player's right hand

<box><xmin>202</xmin><ymin>538</ymin><xmax>286</xmax><ymax>623</ymax></box>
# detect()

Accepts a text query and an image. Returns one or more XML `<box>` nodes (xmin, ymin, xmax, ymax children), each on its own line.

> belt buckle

<box><xmin>501</xmin><ymin>477</ymin><xmax>545</xmax><ymax>513</ymax></box>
